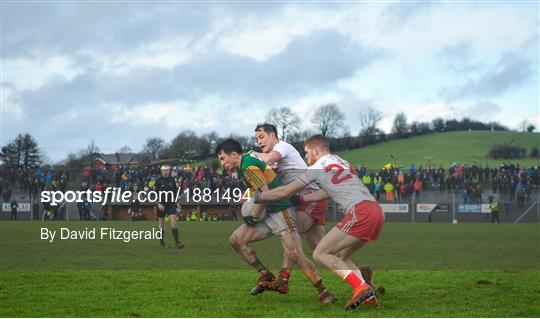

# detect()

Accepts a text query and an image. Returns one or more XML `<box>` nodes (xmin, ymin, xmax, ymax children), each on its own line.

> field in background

<box><xmin>338</xmin><ymin>131</ymin><xmax>540</xmax><ymax>169</ymax></box>
<box><xmin>1</xmin><ymin>221</ymin><xmax>539</xmax><ymax>317</ymax></box>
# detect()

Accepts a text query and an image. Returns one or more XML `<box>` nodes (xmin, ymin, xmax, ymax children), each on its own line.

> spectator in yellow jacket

<box><xmin>384</xmin><ymin>181</ymin><xmax>394</xmax><ymax>202</ymax></box>
<box><xmin>362</xmin><ymin>174</ymin><xmax>372</xmax><ymax>193</ymax></box>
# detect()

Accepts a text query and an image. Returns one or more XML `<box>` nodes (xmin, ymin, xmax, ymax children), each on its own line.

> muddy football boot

<box><xmin>250</xmin><ymin>270</ymin><xmax>275</xmax><ymax>295</ymax></box>
<box><xmin>319</xmin><ymin>288</ymin><xmax>338</xmax><ymax>304</ymax></box>
<box><xmin>344</xmin><ymin>283</ymin><xmax>378</xmax><ymax>310</ymax></box>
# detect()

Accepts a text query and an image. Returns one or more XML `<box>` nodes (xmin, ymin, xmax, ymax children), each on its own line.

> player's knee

<box><xmin>228</xmin><ymin>234</ymin><xmax>237</xmax><ymax>246</ymax></box>
<box><xmin>229</xmin><ymin>234</ymin><xmax>241</xmax><ymax>251</ymax></box>
<box><xmin>287</xmin><ymin>247</ymin><xmax>302</xmax><ymax>262</ymax></box>
<box><xmin>312</xmin><ymin>248</ymin><xmax>326</xmax><ymax>265</ymax></box>
<box><xmin>313</xmin><ymin>253</ymin><xmax>326</xmax><ymax>266</ymax></box>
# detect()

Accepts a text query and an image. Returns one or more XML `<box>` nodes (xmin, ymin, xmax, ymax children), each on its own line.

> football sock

<box><xmin>279</xmin><ymin>268</ymin><xmax>291</xmax><ymax>280</ymax></box>
<box><xmin>159</xmin><ymin>227</ymin><xmax>165</xmax><ymax>245</ymax></box>
<box><xmin>344</xmin><ymin>270</ymin><xmax>366</xmax><ymax>292</ymax></box>
<box><xmin>250</xmin><ymin>258</ymin><xmax>268</xmax><ymax>273</ymax></box>
<box><xmin>172</xmin><ymin>228</ymin><xmax>179</xmax><ymax>243</ymax></box>
<box><xmin>314</xmin><ymin>279</ymin><xmax>327</xmax><ymax>294</ymax></box>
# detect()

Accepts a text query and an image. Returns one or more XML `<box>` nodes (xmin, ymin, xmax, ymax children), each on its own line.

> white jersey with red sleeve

<box><xmin>271</xmin><ymin>141</ymin><xmax>317</xmax><ymax>192</ymax></box>
<box><xmin>272</xmin><ymin>141</ymin><xmax>306</xmax><ymax>172</ymax></box>
<box><xmin>271</xmin><ymin>140</ymin><xmax>326</xmax><ymax>224</ymax></box>
<box><xmin>298</xmin><ymin>154</ymin><xmax>376</xmax><ymax>212</ymax></box>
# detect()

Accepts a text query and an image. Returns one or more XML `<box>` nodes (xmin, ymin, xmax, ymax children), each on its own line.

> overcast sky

<box><xmin>2</xmin><ymin>2</ymin><xmax>538</xmax><ymax>162</ymax></box>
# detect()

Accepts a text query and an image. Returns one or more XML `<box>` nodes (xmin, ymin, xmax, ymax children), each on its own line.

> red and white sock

<box><xmin>343</xmin><ymin>270</ymin><xmax>366</xmax><ymax>293</ymax></box>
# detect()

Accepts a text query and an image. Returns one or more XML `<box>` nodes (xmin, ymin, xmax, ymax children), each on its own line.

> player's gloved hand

<box><xmin>243</xmin><ymin>215</ymin><xmax>258</xmax><ymax>226</ymax></box>
<box><xmin>253</xmin><ymin>190</ymin><xmax>263</xmax><ymax>204</ymax></box>
<box><xmin>290</xmin><ymin>194</ymin><xmax>303</xmax><ymax>207</ymax></box>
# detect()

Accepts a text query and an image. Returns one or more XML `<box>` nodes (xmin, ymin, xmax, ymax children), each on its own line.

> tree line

<box><xmin>1</xmin><ymin>104</ymin><xmax>537</xmax><ymax>168</ymax></box>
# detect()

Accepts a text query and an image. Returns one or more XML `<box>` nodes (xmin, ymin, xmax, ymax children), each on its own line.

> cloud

<box><xmin>11</xmin><ymin>29</ymin><xmax>384</xmax><ymax>119</ymax></box>
<box><xmin>379</xmin><ymin>2</ymin><xmax>434</xmax><ymax>30</ymax></box>
<box><xmin>435</xmin><ymin>41</ymin><xmax>482</xmax><ymax>73</ymax></box>
<box><xmin>2</xmin><ymin>2</ymin><xmax>538</xmax><ymax>162</ymax></box>
<box><xmin>461</xmin><ymin>101</ymin><xmax>502</xmax><ymax>120</ymax></box>
<box><xmin>440</xmin><ymin>52</ymin><xmax>532</xmax><ymax>101</ymax></box>
<box><xmin>2</xmin><ymin>3</ymin><xmax>215</xmax><ymax>58</ymax></box>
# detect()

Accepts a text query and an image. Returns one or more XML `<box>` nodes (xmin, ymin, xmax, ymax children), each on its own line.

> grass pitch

<box><xmin>1</xmin><ymin>221</ymin><xmax>539</xmax><ymax>317</ymax></box>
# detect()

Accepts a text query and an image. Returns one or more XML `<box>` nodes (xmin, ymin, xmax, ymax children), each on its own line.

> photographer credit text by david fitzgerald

<box><xmin>40</xmin><ymin>227</ymin><xmax>162</xmax><ymax>243</ymax></box>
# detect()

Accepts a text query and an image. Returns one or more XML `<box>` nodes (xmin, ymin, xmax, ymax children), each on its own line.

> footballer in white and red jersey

<box><xmin>252</xmin><ymin>123</ymin><xmax>333</xmax><ymax>300</ymax></box>
<box><xmin>254</xmin><ymin>124</ymin><xmax>327</xmax><ymax>227</ymax></box>
<box><xmin>255</xmin><ymin>134</ymin><xmax>383</xmax><ymax>310</ymax></box>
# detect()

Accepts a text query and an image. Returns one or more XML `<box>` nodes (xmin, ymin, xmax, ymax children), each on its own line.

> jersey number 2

<box><xmin>326</xmin><ymin>164</ymin><xmax>352</xmax><ymax>184</ymax></box>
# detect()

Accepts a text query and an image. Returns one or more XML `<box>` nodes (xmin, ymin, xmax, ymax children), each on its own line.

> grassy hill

<box><xmin>338</xmin><ymin>131</ymin><xmax>540</xmax><ymax>169</ymax></box>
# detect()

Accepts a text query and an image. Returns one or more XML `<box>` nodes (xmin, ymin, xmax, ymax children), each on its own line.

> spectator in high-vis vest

<box><xmin>490</xmin><ymin>197</ymin><xmax>500</xmax><ymax>223</ymax></box>
<box><xmin>384</xmin><ymin>182</ymin><xmax>394</xmax><ymax>202</ymax></box>
<box><xmin>362</xmin><ymin>174</ymin><xmax>372</xmax><ymax>194</ymax></box>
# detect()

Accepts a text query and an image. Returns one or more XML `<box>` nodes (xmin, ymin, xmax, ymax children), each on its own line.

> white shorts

<box><xmin>256</xmin><ymin>207</ymin><xmax>297</xmax><ymax>237</ymax></box>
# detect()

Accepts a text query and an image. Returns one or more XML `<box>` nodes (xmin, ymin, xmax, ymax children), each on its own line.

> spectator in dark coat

<box><xmin>10</xmin><ymin>199</ymin><xmax>18</xmax><ymax>220</ymax></box>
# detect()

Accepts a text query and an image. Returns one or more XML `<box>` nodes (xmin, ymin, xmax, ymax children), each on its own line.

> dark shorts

<box><xmin>157</xmin><ymin>205</ymin><xmax>177</xmax><ymax>219</ymax></box>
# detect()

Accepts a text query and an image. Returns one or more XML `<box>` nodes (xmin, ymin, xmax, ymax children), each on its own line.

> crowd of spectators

<box><xmin>1</xmin><ymin>162</ymin><xmax>538</xmax><ymax>208</ymax></box>
<box><xmin>81</xmin><ymin>164</ymin><xmax>245</xmax><ymax>196</ymax></box>
<box><xmin>71</xmin><ymin>164</ymin><xmax>246</xmax><ymax>221</ymax></box>
<box><xmin>1</xmin><ymin>165</ymin><xmax>70</xmax><ymax>202</ymax></box>
<box><xmin>66</xmin><ymin>162</ymin><xmax>540</xmax><ymax>207</ymax></box>
<box><xmin>357</xmin><ymin>163</ymin><xmax>539</xmax><ymax>204</ymax></box>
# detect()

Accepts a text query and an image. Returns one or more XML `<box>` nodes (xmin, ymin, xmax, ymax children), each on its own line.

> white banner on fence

<box><xmin>2</xmin><ymin>203</ymin><xmax>31</xmax><ymax>212</ymax></box>
<box><xmin>457</xmin><ymin>204</ymin><xmax>491</xmax><ymax>213</ymax></box>
<box><xmin>417</xmin><ymin>203</ymin><xmax>450</xmax><ymax>213</ymax></box>
<box><xmin>381</xmin><ymin>204</ymin><xmax>409</xmax><ymax>213</ymax></box>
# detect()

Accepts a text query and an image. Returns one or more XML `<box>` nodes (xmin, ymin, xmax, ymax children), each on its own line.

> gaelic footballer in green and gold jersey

<box><xmin>214</xmin><ymin>138</ymin><xmax>335</xmax><ymax>303</ymax></box>
<box><xmin>240</xmin><ymin>150</ymin><xmax>291</xmax><ymax>214</ymax></box>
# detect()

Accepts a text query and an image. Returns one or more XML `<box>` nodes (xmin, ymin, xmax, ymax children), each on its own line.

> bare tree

<box><xmin>265</xmin><ymin>107</ymin><xmax>301</xmax><ymax>142</ymax></box>
<box><xmin>358</xmin><ymin>107</ymin><xmax>383</xmax><ymax>138</ymax></box>
<box><xmin>143</xmin><ymin>137</ymin><xmax>165</xmax><ymax>160</ymax></box>
<box><xmin>311</xmin><ymin>103</ymin><xmax>345</xmax><ymax>137</ymax></box>
<box><xmin>117</xmin><ymin>145</ymin><xmax>133</xmax><ymax>153</ymax></box>
<box><xmin>392</xmin><ymin>112</ymin><xmax>408</xmax><ymax>137</ymax></box>
<box><xmin>85</xmin><ymin>140</ymin><xmax>100</xmax><ymax>165</ymax></box>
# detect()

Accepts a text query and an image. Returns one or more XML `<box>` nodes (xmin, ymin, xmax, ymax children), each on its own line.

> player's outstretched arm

<box><xmin>259</xmin><ymin>179</ymin><xmax>306</xmax><ymax>202</ymax></box>
<box><xmin>252</xmin><ymin>151</ymin><xmax>280</xmax><ymax>166</ymax></box>
<box><xmin>301</xmin><ymin>189</ymin><xmax>330</xmax><ymax>202</ymax></box>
